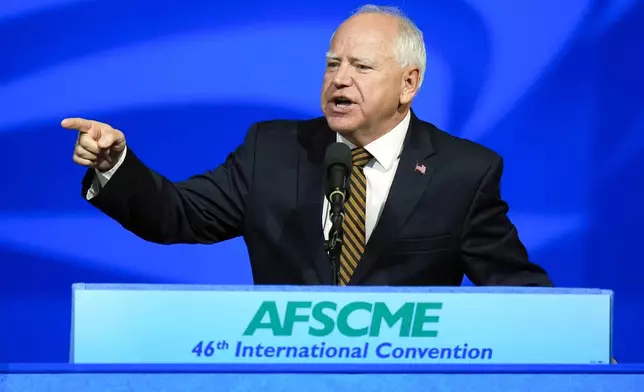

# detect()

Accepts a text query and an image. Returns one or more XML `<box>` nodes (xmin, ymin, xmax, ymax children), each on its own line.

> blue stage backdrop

<box><xmin>0</xmin><ymin>0</ymin><xmax>642</xmax><ymax>363</ymax></box>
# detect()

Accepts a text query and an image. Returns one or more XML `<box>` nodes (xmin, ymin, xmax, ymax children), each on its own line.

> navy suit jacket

<box><xmin>82</xmin><ymin>110</ymin><xmax>553</xmax><ymax>286</ymax></box>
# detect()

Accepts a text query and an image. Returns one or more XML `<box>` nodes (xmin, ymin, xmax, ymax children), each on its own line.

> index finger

<box><xmin>61</xmin><ymin>117</ymin><xmax>93</xmax><ymax>132</ymax></box>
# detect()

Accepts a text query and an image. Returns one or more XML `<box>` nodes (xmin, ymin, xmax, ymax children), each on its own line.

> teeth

<box><xmin>334</xmin><ymin>98</ymin><xmax>352</xmax><ymax>107</ymax></box>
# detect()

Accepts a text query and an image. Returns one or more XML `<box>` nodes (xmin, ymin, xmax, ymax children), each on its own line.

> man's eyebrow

<box><xmin>325</xmin><ymin>52</ymin><xmax>375</xmax><ymax>64</ymax></box>
<box><xmin>326</xmin><ymin>51</ymin><xmax>339</xmax><ymax>60</ymax></box>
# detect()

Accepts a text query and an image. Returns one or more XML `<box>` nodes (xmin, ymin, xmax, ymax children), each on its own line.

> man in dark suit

<box><xmin>61</xmin><ymin>5</ymin><xmax>552</xmax><ymax>287</ymax></box>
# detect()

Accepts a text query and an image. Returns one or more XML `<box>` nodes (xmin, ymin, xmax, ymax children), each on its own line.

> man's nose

<box><xmin>332</xmin><ymin>64</ymin><xmax>353</xmax><ymax>88</ymax></box>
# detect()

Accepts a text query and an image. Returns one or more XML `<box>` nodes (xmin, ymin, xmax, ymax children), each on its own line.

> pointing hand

<box><xmin>61</xmin><ymin>118</ymin><xmax>126</xmax><ymax>172</ymax></box>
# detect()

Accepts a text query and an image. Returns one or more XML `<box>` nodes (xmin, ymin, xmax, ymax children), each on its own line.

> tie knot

<box><xmin>352</xmin><ymin>147</ymin><xmax>372</xmax><ymax>168</ymax></box>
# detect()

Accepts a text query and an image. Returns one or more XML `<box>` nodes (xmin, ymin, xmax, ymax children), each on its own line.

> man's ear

<box><xmin>400</xmin><ymin>67</ymin><xmax>420</xmax><ymax>105</ymax></box>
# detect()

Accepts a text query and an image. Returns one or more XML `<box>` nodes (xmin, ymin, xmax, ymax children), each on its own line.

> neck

<box><xmin>343</xmin><ymin>108</ymin><xmax>409</xmax><ymax>147</ymax></box>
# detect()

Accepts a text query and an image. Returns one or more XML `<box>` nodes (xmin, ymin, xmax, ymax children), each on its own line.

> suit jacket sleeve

<box><xmin>461</xmin><ymin>156</ymin><xmax>554</xmax><ymax>286</ymax></box>
<box><xmin>81</xmin><ymin>123</ymin><xmax>259</xmax><ymax>245</ymax></box>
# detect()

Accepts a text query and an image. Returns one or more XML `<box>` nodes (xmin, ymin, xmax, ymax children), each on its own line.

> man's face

<box><xmin>321</xmin><ymin>14</ymin><xmax>405</xmax><ymax>136</ymax></box>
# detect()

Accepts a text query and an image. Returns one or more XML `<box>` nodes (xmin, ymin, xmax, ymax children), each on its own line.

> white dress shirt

<box><xmin>322</xmin><ymin>110</ymin><xmax>410</xmax><ymax>243</ymax></box>
<box><xmin>87</xmin><ymin>110</ymin><xmax>412</xmax><ymax>245</ymax></box>
<box><xmin>86</xmin><ymin>152</ymin><xmax>123</xmax><ymax>200</ymax></box>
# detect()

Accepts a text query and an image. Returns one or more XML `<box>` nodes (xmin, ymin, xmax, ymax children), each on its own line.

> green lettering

<box><xmin>244</xmin><ymin>300</ymin><xmax>442</xmax><ymax>338</ymax></box>
<box><xmin>370</xmin><ymin>302</ymin><xmax>414</xmax><ymax>337</ymax></box>
<box><xmin>242</xmin><ymin>301</ymin><xmax>285</xmax><ymax>336</ymax></box>
<box><xmin>411</xmin><ymin>302</ymin><xmax>442</xmax><ymax>337</ymax></box>
<box><xmin>282</xmin><ymin>301</ymin><xmax>312</xmax><ymax>335</ymax></box>
<box><xmin>309</xmin><ymin>301</ymin><xmax>336</xmax><ymax>337</ymax></box>
<box><xmin>337</xmin><ymin>301</ymin><xmax>372</xmax><ymax>337</ymax></box>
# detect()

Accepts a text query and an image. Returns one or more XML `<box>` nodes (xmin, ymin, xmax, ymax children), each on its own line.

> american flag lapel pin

<box><xmin>414</xmin><ymin>162</ymin><xmax>427</xmax><ymax>175</ymax></box>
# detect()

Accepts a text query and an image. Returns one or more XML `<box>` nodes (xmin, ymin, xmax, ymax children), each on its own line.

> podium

<box><xmin>68</xmin><ymin>283</ymin><xmax>613</xmax><ymax>365</ymax></box>
<box><xmin>3</xmin><ymin>284</ymin><xmax>644</xmax><ymax>391</ymax></box>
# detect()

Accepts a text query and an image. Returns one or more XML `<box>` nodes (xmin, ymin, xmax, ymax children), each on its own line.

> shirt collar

<box><xmin>336</xmin><ymin>110</ymin><xmax>411</xmax><ymax>172</ymax></box>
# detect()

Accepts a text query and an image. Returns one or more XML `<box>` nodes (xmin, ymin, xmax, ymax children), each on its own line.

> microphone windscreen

<box><xmin>323</xmin><ymin>142</ymin><xmax>353</xmax><ymax>200</ymax></box>
<box><xmin>324</xmin><ymin>142</ymin><xmax>352</xmax><ymax>170</ymax></box>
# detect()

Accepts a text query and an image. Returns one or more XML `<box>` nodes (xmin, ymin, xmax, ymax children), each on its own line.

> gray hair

<box><xmin>337</xmin><ymin>4</ymin><xmax>427</xmax><ymax>89</ymax></box>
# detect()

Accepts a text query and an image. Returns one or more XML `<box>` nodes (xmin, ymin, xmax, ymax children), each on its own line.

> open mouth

<box><xmin>332</xmin><ymin>97</ymin><xmax>354</xmax><ymax>108</ymax></box>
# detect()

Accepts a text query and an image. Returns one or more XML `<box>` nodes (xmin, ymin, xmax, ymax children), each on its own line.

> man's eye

<box><xmin>356</xmin><ymin>64</ymin><xmax>371</xmax><ymax>70</ymax></box>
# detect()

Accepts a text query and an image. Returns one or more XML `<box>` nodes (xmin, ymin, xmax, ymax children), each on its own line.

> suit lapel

<box><xmin>296</xmin><ymin>118</ymin><xmax>335</xmax><ymax>284</ymax></box>
<box><xmin>349</xmin><ymin>112</ymin><xmax>437</xmax><ymax>284</ymax></box>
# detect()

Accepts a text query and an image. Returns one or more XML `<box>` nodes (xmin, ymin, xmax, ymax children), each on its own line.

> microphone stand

<box><xmin>324</xmin><ymin>202</ymin><xmax>345</xmax><ymax>286</ymax></box>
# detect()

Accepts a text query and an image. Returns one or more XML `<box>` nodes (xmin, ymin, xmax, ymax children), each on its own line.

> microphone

<box><xmin>324</xmin><ymin>142</ymin><xmax>352</xmax><ymax>230</ymax></box>
<box><xmin>323</xmin><ymin>142</ymin><xmax>352</xmax><ymax>285</ymax></box>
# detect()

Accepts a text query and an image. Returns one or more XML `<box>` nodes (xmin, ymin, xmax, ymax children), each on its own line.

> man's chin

<box><xmin>325</xmin><ymin>117</ymin><xmax>360</xmax><ymax>133</ymax></box>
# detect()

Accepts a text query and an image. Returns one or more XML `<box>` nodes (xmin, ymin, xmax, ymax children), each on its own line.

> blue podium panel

<box><xmin>2</xmin><ymin>364</ymin><xmax>644</xmax><ymax>392</ymax></box>
<box><xmin>70</xmin><ymin>284</ymin><xmax>612</xmax><ymax>365</ymax></box>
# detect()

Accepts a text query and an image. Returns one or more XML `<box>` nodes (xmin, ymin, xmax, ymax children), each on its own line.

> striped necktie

<box><xmin>339</xmin><ymin>147</ymin><xmax>373</xmax><ymax>285</ymax></box>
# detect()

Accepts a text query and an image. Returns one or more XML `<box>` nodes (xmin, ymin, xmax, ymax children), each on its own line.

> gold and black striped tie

<box><xmin>339</xmin><ymin>147</ymin><xmax>373</xmax><ymax>285</ymax></box>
